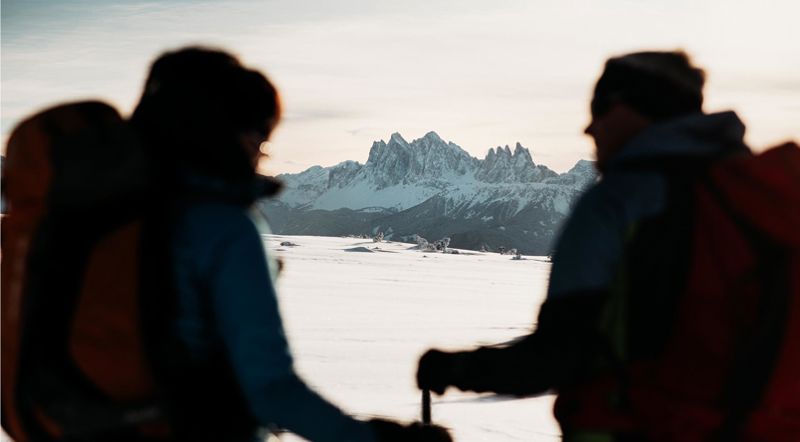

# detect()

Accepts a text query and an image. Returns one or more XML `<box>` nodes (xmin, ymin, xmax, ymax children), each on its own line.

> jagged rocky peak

<box><xmin>422</xmin><ymin>131</ymin><xmax>443</xmax><ymax>143</ymax></box>
<box><xmin>513</xmin><ymin>142</ymin><xmax>534</xmax><ymax>165</ymax></box>
<box><xmin>366</xmin><ymin>133</ymin><xmax>408</xmax><ymax>165</ymax></box>
<box><xmin>568</xmin><ymin>159</ymin><xmax>595</xmax><ymax>173</ymax></box>
<box><xmin>408</xmin><ymin>131</ymin><xmax>474</xmax><ymax>178</ymax></box>
<box><xmin>543</xmin><ymin>159</ymin><xmax>597</xmax><ymax>187</ymax></box>
<box><xmin>566</xmin><ymin>159</ymin><xmax>597</xmax><ymax>185</ymax></box>
<box><xmin>476</xmin><ymin>141</ymin><xmax>552</xmax><ymax>183</ymax></box>
<box><xmin>407</xmin><ymin>131</ymin><xmax>464</xmax><ymax>154</ymax></box>
<box><xmin>327</xmin><ymin>160</ymin><xmax>362</xmax><ymax>189</ymax></box>
<box><xmin>413</xmin><ymin>131</ymin><xmax>449</xmax><ymax>151</ymax></box>
<box><xmin>367</xmin><ymin>133</ymin><xmax>407</xmax><ymax>164</ymax></box>
<box><xmin>389</xmin><ymin>132</ymin><xmax>409</xmax><ymax>146</ymax></box>
<box><xmin>362</xmin><ymin>131</ymin><xmax>476</xmax><ymax>188</ymax></box>
<box><xmin>484</xmin><ymin>142</ymin><xmax>532</xmax><ymax>161</ymax></box>
<box><xmin>366</xmin><ymin>140</ymin><xmax>387</xmax><ymax>163</ymax></box>
<box><xmin>493</xmin><ymin>145</ymin><xmax>512</xmax><ymax>157</ymax></box>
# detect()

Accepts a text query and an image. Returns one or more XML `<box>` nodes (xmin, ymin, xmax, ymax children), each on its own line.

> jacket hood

<box><xmin>608</xmin><ymin>111</ymin><xmax>750</xmax><ymax>170</ymax></box>
<box><xmin>713</xmin><ymin>141</ymin><xmax>800</xmax><ymax>246</ymax></box>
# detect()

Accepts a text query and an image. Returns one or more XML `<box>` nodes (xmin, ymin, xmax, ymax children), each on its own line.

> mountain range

<box><xmin>260</xmin><ymin>131</ymin><xmax>596</xmax><ymax>254</ymax></box>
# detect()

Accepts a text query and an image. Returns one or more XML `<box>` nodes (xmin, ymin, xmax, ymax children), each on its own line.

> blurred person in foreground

<box><xmin>131</xmin><ymin>47</ymin><xmax>452</xmax><ymax>442</ymax></box>
<box><xmin>417</xmin><ymin>50</ymin><xmax>800</xmax><ymax>441</ymax></box>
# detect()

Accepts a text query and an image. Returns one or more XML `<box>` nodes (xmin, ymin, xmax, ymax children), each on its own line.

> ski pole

<box><xmin>421</xmin><ymin>389</ymin><xmax>432</xmax><ymax>425</ymax></box>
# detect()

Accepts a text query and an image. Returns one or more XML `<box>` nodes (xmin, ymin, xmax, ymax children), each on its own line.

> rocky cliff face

<box><xmin>362</xmin><ymin>132</ymin><xmax>477</xmax><ymax>189</ymax></box>
<box><xmin>476</xmin><ymin>142</ymin><xmax>557</xmax><ymax>183</ymax></box>
<box><xmin>262</xmin><ymin>131</ymin><xmax>596</xmax><ymax>254</ymax></box>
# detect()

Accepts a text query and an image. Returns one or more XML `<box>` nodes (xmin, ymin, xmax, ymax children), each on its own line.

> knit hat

<box><xmin>591</xmin><ymin>50</ymin><xmax>705</xmax><ymax>121</ymax></box>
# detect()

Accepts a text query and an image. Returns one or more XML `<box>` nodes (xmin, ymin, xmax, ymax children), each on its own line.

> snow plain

<box><xmin>267</xmin><ymin>234</ymin><xmax>561</xmax><ymax>441</ymax></box>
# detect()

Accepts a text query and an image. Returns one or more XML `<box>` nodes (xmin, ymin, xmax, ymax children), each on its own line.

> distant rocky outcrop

<box><xmin>261</xmin><ymin>132</ymin><xmax>596</xmax><ymax>254</ymax></box>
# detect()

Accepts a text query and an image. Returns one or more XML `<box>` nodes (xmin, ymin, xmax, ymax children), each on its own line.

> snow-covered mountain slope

<box><xmin>262</xmin><ymin>132</ymin><xmax>596</xmax><ymax>254</ymax></box>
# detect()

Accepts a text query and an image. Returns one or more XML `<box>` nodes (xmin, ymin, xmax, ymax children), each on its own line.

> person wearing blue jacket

<box><xmin>131</xmin><ymin>47</ymin><xmax>451</xmax><ymax>442</ymax></box>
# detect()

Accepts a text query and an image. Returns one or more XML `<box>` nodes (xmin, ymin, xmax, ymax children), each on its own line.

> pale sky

<box><xmin>2</xmin><ymin>0</ymin><xmax>799</xmax><ymax>174</ymax></box>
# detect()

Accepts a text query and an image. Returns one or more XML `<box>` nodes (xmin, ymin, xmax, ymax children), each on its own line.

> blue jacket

<box><xmin>170</xmin><ymin>178</ymin><xmax>375</xmax><ymax>442</ymax></box>
<box><xmin>547</xmin><ymin>111</ymin><xmax>750</xmax><ymax>299</ymax></box>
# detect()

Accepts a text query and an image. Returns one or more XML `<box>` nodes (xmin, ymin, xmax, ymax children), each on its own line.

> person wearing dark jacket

<box><xmin>416</xmin><ymin>51</ymin><xmax>752</xmax><ymax>441</ymax></box>
<box><xmin>132</xmin><ymin>47</ymin><xmax>451</xmax><ymax>442</ymax></box>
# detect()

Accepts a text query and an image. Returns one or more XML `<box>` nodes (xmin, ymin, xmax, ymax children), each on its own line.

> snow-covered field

<box><xmin>267</xmin><ymin>235</ymin><xmax>560</xmax><ymax>441</ymax></box>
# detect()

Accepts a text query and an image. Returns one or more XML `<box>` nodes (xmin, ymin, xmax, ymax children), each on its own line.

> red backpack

<box><xmin>555</xmin><ymin>142</ymin><xmax>800</xmax><ymax>441</ymax></box>
<box><xmin>1</xmin><ymin>101</ymin><xmax>171</xmax><ymax>441</ymax></box>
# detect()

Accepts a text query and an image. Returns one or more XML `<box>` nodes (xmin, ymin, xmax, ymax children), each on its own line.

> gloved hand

<box><xmin>369</xmin><ymin>418</ymin><xmax>452</xmax><ymax>442</ymax></box>
<box><xmin>416</xmin><ymin>349</ymin><xmax>462</xmax><ymax>395</ymax></box>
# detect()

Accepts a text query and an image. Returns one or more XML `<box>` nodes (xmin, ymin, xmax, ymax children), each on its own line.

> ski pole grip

<box><xmin>421</xmin><ymin>389</ymin><xmax>432</xmax><ymax>425</ymax></box>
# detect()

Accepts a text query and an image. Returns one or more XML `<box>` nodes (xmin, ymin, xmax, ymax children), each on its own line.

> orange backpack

<box><xmin>1</xmin><ymin>101</ymin><xmax>171</xmax><ymax>441</ymax></box>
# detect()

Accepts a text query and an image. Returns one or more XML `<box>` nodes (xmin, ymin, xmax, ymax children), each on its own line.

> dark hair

<box><xmin>591</xmin><ymin>50</ymin><xmax>705</xmax><ymax>121</ymax></box>
<box><xmin>131</xmin><ymin>47</ymin><xmax>281</xmax><ymax>183</ymax></box>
